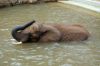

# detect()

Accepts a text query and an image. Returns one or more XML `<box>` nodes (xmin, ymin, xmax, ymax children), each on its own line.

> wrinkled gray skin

<box><xmin>12</xmin><ymin>21</ymin><xmax>90</xmax><ymax>43</ymax></box>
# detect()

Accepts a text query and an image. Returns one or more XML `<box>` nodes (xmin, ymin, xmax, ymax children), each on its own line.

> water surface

<box><xmin>0</xmin><ymin>3</ymin><xmax>100</xmax><ymax>66</ymax></box>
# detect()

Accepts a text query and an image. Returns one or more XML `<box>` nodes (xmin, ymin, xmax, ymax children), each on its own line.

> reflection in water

<box><xmin>0</xmin><ymin>3</ymin><xmax>100</xmax><ymax>66</ymax></box>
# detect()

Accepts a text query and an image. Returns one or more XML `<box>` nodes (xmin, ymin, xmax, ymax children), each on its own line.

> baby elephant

<box><xmin>11</xmin><ymin>20</ymin><xmax>90</xmax><ymax>43</ymax></box>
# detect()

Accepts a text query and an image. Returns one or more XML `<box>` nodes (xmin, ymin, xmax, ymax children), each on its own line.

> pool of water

<box><xmin>0</xmin><ymin>3</ymin><xmax>100</xmax><ymax>66</ymax></box>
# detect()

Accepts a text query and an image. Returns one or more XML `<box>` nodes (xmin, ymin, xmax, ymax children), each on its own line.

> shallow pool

<box><xmin>0</xmin><ymin>3</ymin><xmax>100</xmax><ymax>66</ymax></box>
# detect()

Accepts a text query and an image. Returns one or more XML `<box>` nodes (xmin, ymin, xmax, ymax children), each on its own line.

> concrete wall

<box><xmin>0</xmin><ymin>0</ymin><xmax>58</xmax><ymax>7</ymax></box>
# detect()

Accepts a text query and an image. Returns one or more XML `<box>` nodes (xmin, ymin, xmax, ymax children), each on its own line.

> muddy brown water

<box><xmin>0</xmin><ymin>3</ymin><xmax>100</xmax><ymax>66</ymax></box>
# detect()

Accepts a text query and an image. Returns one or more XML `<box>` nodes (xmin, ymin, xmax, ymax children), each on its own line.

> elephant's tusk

<box><xmin>13</xmin><ymin>42</ymin><xmax>22</xmax><ymax>45</ymax></box>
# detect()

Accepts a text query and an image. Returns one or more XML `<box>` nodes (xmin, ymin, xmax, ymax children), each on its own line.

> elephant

<box><xmin>11</xmin><ymin>20</ymin><xmax>90</xmax><ymax>43</ymax></box>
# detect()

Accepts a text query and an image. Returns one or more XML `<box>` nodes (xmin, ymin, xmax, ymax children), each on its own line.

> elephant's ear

<box><xmin>34</xmin><ymin>30</ymin><xmax>49</xmax><ymax>42</ymax></box>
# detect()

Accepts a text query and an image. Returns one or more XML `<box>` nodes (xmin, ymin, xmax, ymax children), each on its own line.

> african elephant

<box><xmin>11</xmin><ymin>20</ymin><xmax>90</xmax><ymax>43</ymax></box>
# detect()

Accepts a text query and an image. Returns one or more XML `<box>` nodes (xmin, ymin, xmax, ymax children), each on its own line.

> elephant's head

<box><xmin>11</xmin><ymin>20</ymin><xmax>35</xmax><ymax>43</ymax></box>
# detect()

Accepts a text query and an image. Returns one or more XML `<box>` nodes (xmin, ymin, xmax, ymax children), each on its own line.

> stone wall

<box><xmin>0</xmin><ymin>0</ymin><xmax>58</xmax><ymax>7</ymax></box>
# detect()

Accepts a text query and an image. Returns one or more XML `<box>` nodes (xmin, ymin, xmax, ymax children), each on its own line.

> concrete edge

<box><xmin>59</xmin><ymin>1</ymin><xmax>100</xmax><ymax>13</ymax></box>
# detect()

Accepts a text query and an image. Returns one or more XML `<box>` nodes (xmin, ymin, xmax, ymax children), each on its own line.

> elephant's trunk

<box><xmin>11</xmin><ymin>20</ymin><xmax>35</xmax><ymax>41</ymax></box>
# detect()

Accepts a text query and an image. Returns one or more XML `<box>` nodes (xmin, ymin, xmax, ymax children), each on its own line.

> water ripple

<box><xmin>10</xmin><ymin>62</ymin><xmax>22</xmax><ymax>66</ymax></box>
<box><xmin>0</xmin><ymin>29</ymin><xmax>9</xmax><ymax>31</ymax></box>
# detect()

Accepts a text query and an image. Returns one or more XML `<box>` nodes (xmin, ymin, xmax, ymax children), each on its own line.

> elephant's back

<box><xmin>52</xmin><ymin>24</ymin><xmax>90</xmax><ymax>41</ymax></box>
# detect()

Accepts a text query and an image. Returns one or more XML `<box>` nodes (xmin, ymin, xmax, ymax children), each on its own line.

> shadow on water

<box><xmin>0</xmin><ymin>3</ymin><xmax>100</xmax><ymax>66</ymax></box>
